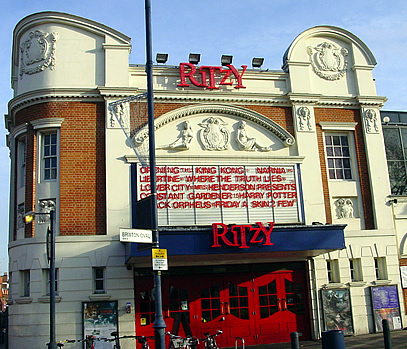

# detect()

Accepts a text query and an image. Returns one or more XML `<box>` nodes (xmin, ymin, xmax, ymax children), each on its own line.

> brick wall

<box><xmin>315</xmin><ymin>108</ymin><xmax>375</xmax><ymax>229</ymax></box>
<box><xmin>14</xmin><ymin>101</ymin><xmax>106</xmax><ymax>236</ymax></box>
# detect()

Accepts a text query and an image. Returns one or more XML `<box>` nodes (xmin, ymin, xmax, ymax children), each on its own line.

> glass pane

<box><xmin>212</xmin><ymin>298</ymin><xmax>220</xmax><ymax>309</ymax></box>
<box><xmin>260</xmin><ymin>307</ymin><xmax>269</xmax><ymax>319</ymax></box>
<box><xmin>259</xmin><ymin>285</ymin><xmax>267</xmax><ymax>295</ymax></box>
<box><xmin>268</xmin><ymin>281</ymin><xmax>276</xmax><ymax>294</ymax></box>
<box><xmin>383</xmin><ymin>128</ymin><xmax>403</xmax><ymax>160</ymax></box>
<box><xmin>238</xmin><ymin>286</ymin><xmax>247</xmax><ymax>296</ymax></box>
<box><xmin>230</xmin><ymin>298</ymin><xmax>238</xmax><ymax>308</ymax></box>
<box><xmin>336</xmin><ymin>169</ymin><xmax>343</xmax><ymax>179</ymax></box>
<box><xmin>342</xmin><ymin>147</ymin><xmax>350</xmax><ymax>157</ymax></box>
<box><xmin>240</xmin><ymin>297</ymin><xmax>248</xmax><ymax>307</ymax></box>
<box><xmin>285</xmin><ymin>279</ymin><xmax>293</xmax><ymax>292</ymax></box>
<box><xmin>230</xmin><ymin>308</ymin><xmax>239</xmax><ymax>317</ymax></box>
<box><xmin>334</xmin><ymin>159</ymin><xmax>343</xmax><ymax>168</ymax></box>
<box><xmin>340</xmin><ymin>136</ymin><xmax>348</xmax><ymax>146</ymax></box>
<box><xmin>259</xmin><ymin>295</ymin><xmax>268</xmax><ymax>306</ymax></box>
<box><xmin>212</xmin><ymin>309</ymin><xmax>220</xmax><ymax>319</ymax></box>
<box><xmin>344</xmin><ymin>169</ymin><xmax>352</xmax><ymax>179</ymax></box>
<box><xmin>269</xmin><ymin>295</ymin><xmax>277</xmax><ymax>306</ymax></box>
<box><xmin>326</xmin><ymin>147</ymin><xmax>333</xmax><ymax>156</ymax></box>
<box><xmin>202</xmin><ymin>311</ymin><xmax>211</xmax><ymax>323</ymax></box>
<box><xmin>333</xmin><ymin>136</ymin><xmax>341</xmax><ymax>145</ymax></box>
<box><xmin>201</xmin><ymin>299</ymin><xmax>210</xmax><ymax>310</ymax></box>
<box><xmin>329</xmin><ymin>169</ymin><xmax>335</xmax><ymax>179</ymax></box>
<box><xmin>229</xmin><ymin>284</ymin><xmax>237</xmax><ymax>297</ymax></box>
<box><xmin>240</xmin><ymin>308</ymin><xmax>249</xmax><ymax>320</ymax></box>
<box><xmin>388</xmin><ymin>161</ymin><xmax>407</xmax><ymax>195</ymax></box>
<box><xmin>325</xmin><ymin>136</ymin><xmax>332</xmax><ymax>145</ymax></box>
<box><xmin>334</xmin><ymin>147</ymin><xmax>342</xmax><ymax>156</ymax></box>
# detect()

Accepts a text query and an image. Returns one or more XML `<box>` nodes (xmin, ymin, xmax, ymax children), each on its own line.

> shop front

<box><xmin>126</xmin><ymin>223</ymin><xmax>345</xmax><ymax>345</ymax></box>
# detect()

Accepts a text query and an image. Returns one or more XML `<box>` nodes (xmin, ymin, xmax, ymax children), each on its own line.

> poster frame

<box><xmin>321</xmin><ymin>287</ymin><xmax>354</xmax><ymax>336</ymax></box>
<box><xmin>82</xmin><ymin>300</ymin><xmax>118</xmax><ymax>349</ymax></box>
<box><xmin>370</xmin><ymin>284</ymin><xmax>402</xmax><ymax>333</ymax></box>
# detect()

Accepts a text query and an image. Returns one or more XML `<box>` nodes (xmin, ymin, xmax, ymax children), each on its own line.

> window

<box><xmin>21</xmin><ymin>270</ymin><xmax>30</xmax><ymax>297</ymax></box>
<box><xmin>93</xmin><ymin>267</ymin><xmax>105</xmax><ymax>294</ymax></box>
<box><xmin>44</xmin><ymin>268</ymin><xmax>59</xmax><ymax>296</ymax></box>
<box><xmin>349</xmin><ymin>258</ymin><xmax>363</xmax><ymax>282</ymax></box>
<box><xmin>18</xmin><ymin>137</ymin><xmax>26</xmax><ymax>187</ymax></box>
<box><xmin>325</xmin><ymin>134</ymin><xmax>352</xmax><ymax>180</ymax></box>
<box><xmin>374</xmin><ymin>257</ymin><xmax>388</xmax><ymax>280</ymax></box>
<box><xmin>383</xmin><ymin>126</ymin><xmax>407</xmax><ymax>195</ymax></box>
<box><xmin>42</xmin><ymin>132</ymin><xmax>58</xmax><ymax>180</ymax></box>
<box><xmin>326</xmin><ymin>259</ymin><xmax>340</xmax><ymax>283</ymax></box>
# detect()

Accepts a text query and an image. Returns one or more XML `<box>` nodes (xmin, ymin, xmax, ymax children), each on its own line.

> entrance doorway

<box><xmin>135</xmin><ymin>266</ymin><xmax>310</xmax><ymax>346</ymax></box>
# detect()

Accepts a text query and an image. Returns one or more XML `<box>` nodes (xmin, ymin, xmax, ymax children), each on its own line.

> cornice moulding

<box><xmin>9</xmin><ymin>88</ymin><xmax>104</xmax><ymax>117</ymax></box>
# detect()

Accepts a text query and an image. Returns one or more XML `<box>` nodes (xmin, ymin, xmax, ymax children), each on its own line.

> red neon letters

<box><xmin>178</xmin><ymin>63</ymin><xmax>247</xmax><ymax>89</ymax></box>
<box><xmin>212</xmin><ymin>222</ymin><xmax>275</xmax><ymax>249</ymax></box>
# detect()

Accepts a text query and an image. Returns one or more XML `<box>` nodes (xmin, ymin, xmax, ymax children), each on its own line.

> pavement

<box><xmin>265</xmin><ymin>330</ymin><xmax>407</xmax><ymax>348</ymax></box>
<box><xmin>0</xmin><ymin>331</ymin><xmax>405</xmax><ymax>349</ymax></box>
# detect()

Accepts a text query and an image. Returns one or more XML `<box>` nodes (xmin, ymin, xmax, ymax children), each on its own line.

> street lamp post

<box><xmin>144</xmin><ymin>1</ymin><xmax>166</xmax><ymax>349</ymax></box>
<box><xmin>24</xmin><ymin>210</ymin><xmax>56</xmax><ymax>349</ymax></box>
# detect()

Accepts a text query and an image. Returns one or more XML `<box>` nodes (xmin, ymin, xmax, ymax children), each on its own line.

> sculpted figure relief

<box><xmin>336</xmin><ymin>198</ymin><xmax>354</xmax><ymax>219</ymax></box>
<box><xmin>160</xmin><ymin>121</ymin><xmax>194</xmax><ymax>150</ymax></box>
<box><xmin>236</xmin><ymin>121</ymin><xmax>272</xmax><ymax>152</ymax></box>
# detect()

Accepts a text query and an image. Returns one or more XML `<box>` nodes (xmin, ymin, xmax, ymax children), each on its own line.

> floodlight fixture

<box><xmin>189</xmin><ymin>53</ymin><xmax>201</xmax><ymax>65</ymax></box>
<box><xmin>221</xmin><ymin>55</ymin><xmax>233</xmax><ymax>66</ymax></box>
<box><xmin>156</xmin><ymin>53</ymin><xmax>168</xmax><ymax>64</ymax></box>
<box><xmin>252</xmin><ymin>57</ymin><xmax>265</xmax><ymax>68</ymax></box>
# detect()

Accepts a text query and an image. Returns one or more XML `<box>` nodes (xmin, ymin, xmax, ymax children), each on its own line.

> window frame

<box><xmin>326</xmin><ymin>259</ymin><xmax>340</xmax><ymax>283</ymax></box>
<box><xmin>17</xmin><ymin>137</ymin><xmax>26</xmax><ymax>188</ymax></box>
<box><xmin>40</xmin><ymin>131</ymin><xmax>58</xmax><ymax>182</ymax></box>
<box><xmin>382</xmin><ymin>125</ymin><xmax>407</xmax><ymax>195</ymax></box>
<box><xmin>93</xmin><ymin>267</ymin><xmax>106</xmax><ymax>294</ymax></box>
<box><xmin>324</xmin><ymin>133</ymin><xmax>353</xmax><ymax>180</ymax></box>
<box><xmin>374</xmin><ymin>257</ymin><xmax>388</xmax><ymax>281</ymax></box>
<box><xmin>43</xmin><ymin>268</ymin><xmax>59</xmax><ymax>296</ymax></box>
<box><xmin>21</xmin><ymin>270</ymin><xmax>30</xmax><ymax>297</ymax></box>
<box><xmin>349</xmin><ymin>258</ymin><xmax>363</xmax><ymax>282</ymax></box>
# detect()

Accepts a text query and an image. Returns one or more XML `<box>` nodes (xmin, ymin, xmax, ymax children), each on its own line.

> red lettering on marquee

<box><xmin>212</xmin><ymin>222</ymin><xmax>275</xmax><ymax>248</ymax></box>
<box><xmin>178</xmin><ymin>63</ymin><xmax>247</xmax><ymax>89</ymax></box>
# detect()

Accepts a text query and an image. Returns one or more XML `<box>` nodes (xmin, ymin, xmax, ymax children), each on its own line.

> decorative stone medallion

<box><xmin>307</xmin><ymin>42</ymin><xmax>348</xmax><ymax>81</ymax></box>
<box><xmin>20</xmin><ymin>30</ymin><xmax>59</xmax><ymax>78</ymax></box>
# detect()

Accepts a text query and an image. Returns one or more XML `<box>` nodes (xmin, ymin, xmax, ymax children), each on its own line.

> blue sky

<box><xmin>0</xmin><ymin>0</ymin><xmax>406</xmax><ymax>271</ymax></box>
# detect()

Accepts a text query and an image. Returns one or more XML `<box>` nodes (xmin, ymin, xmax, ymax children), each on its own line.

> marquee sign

<box><xmin>178</xmin><ymin>63</ymin><xmax>247</xmax><ymax>89</ymax></box>
<box><xmin>212</xmin><ymin>222</ymin><xmax>275</xmax><ymax>248</ymax></box>
<box><xmin>136</xmin><ymin>164</ymin><xmax>303</xmax><ymax>226</ymax></box>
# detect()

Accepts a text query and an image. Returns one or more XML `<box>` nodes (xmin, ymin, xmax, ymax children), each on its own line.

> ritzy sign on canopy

<box><xmin>212</xmin><ymin>222</ymin><xmax>275</xmax><ymax>248</ymax></box>
<box><xmin>178</xmin><ymin>63</ymin><xmax>247</xmax><ymax>89</ymax></box>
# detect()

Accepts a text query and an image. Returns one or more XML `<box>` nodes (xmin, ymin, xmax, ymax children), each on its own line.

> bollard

<box><xmin>321</xmin><ymin>330</ymin><xmax>345</xmax><ymax>349</ymax></box>
<box><xmin>290</xmin><ymin>332</ymin><xmax>300</xmax><ymax>349</ymax></box>
<box><xmin>382</xmin><ymin>319</ymin><xmax>392</xmax><ymax>349</ymax></box>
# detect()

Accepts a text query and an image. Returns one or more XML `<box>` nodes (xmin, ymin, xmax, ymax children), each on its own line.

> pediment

<box><xmin>133</xmin><ymin>104</ymin><xmax>295</xmax><ymax>162</ymax></box>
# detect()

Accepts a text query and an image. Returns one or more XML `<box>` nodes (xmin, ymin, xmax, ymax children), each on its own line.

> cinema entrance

<box><xmin>134</xmin><ymin>263</ymin><xmax>311</xmax><ymax>346</ymax></box>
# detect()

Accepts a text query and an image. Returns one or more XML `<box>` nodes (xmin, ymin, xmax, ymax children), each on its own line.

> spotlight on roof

<box><xmin>189</xmin><ymin>53</ymin><xmax>201</xmax><ymax>65</ymax></box>
<box><xmin>221</xmin><ymin>55</ymin><xmax>233</xmax><ymax>66</ymax></box>
<box><xmin>252</xmin><ymin>57</ymin><xmax>264</xmax><ymax>68</ymax></box>
<box><xmin>156</xmin><ymin>53</ymin><xmax>168</xmax><ymax>64</ymax></box>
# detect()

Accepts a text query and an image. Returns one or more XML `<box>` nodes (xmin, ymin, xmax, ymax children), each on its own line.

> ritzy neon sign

<box><xmin>212</xmin><ymin>222</ymin><xmax>275</xmax><ymax>248</ymax></box>
<box><xmin>178</xmin><ymin>63</ymin><xmax>247</xmax><ymax>89</ymax></box>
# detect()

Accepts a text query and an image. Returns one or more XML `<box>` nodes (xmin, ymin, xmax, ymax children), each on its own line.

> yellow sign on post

<box><xmin>152</xmin><ymin>249</ymin><xmax>168</xmax><ymax>270</ymax></box>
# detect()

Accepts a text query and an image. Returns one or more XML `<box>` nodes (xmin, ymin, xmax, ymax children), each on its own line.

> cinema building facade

<box><xmin>5</xmin><ymin>11</ymin><xmax>405</xmax><ymax>349</ymax></box>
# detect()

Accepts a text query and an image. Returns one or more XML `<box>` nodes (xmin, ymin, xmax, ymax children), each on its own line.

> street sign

<box><xmin>119</xmin><ymin>229</ymin><xmax>153</xmax><ymax>243</ymax></box>
<box><xmin>152</xmin><ymin>248</ymin><xmax>168</xmax><ymax>270</ymax></box>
